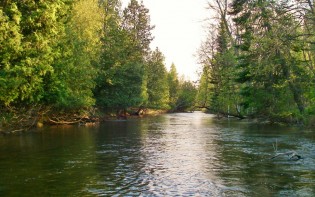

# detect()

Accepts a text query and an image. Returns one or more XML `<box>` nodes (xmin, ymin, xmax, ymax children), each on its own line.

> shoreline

<box><xmin>0</xmin><ymin>108</ymin><xmax>168</xmax><ymax>135</ymax></box>
<box><xmin>2</xmin><ymin>110</ymin><xmax>314</xmax><ymax>135</ymax></box>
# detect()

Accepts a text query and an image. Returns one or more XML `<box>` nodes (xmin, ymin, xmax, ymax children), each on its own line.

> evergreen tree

<box><xmin>0</xmin><ymin>1</ymin><xmax>69</xmax><ymax>106</ymax></box>
<box><xmin>198</xmin><ymin>2</ymin><xmax>240</xmax><ymax>116</ymax></box>
<box><xmin>210</xmin><ymin>20</ymin><xmax>237</xmax><ymax>114</ymax></box>
<box><xmin>231</xmin><ymin>0</ymin><xmax>308</xmax><ymax>119</ymax></box>
<box><xmin>44</xmin><ymin>0</ymin><xmax>103</xmax><ymax>110</ymax></box>
<box><xmin>95</xmin><ymin>0</ymin><xmax>155</xmax><ymax>113</ymax></box>
<box><xmin>122</xmin><ymin>0</ymin><xmax>154</xmax><ymax>60</ymax></box>
<box><xmin>176</xmin><ymin>80</ymin><xmax>197</xmax><ymax>112</ymax></box>
<box><xmin>0</xmin><ymin>3</ymin><xmax>23</xmax><ymax>105</ymax></box>
<box><xmin>167</xmin><ymin>63</ymin><xmax>180</xmax><ymax>110</ymax></box>
<box><xmin>196</xmin><ymin>67</ymin><xmax>212</xmax><ymax>110</ymax></box>
<box><xmin>146</xmin><ymin>48</ymin><xmax>169</xmax><ymax>109</ymax></box>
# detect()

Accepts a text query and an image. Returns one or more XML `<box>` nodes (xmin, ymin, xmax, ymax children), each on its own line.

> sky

<box><xmin>122</xmin><ymin>0</ymin><xmax>211</xmax><ymax>81</ymax></box>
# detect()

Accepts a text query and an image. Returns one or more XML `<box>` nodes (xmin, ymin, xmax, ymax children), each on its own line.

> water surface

<box><xmin>0</xmin><ymin>112</ymin><xmax>314</xmax><ymax>196</ymax></box>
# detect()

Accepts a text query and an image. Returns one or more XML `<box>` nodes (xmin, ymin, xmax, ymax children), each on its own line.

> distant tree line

<box><xmin>196</xmin><ymin>0</ymin><xmax>315</xmax><ymax>124</ymax></box>
<box><xmin>0</xmin><ymin>0</ymin><xmax>196</xmax><ymax>129</ymax></box>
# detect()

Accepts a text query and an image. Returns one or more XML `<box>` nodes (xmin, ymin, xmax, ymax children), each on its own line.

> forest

<box><xmin>196</xmin><ymin>0</ymin><xmax>315</xmax><ymax>125</ymax></box>
<box><xmin>0</xmin><ymin>0</ymin><xmax>197</xmax><ymax>132</ymax></box>
<box><xmin>1</xmin><ymin>0</ymin><xmax>315</xmax><ymax>132</ymax></box>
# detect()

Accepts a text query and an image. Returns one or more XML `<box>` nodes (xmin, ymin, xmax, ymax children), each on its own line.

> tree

<box><xmin>146</xmin><ymin>48</ymin><xmax>169</xmax><ymax>109</ymax></box>
<box><xmin>230</xmin><ymin>0</ymin><xmax>309</xmax><ymax>119</ymax></box>
<box><xmin>0</xmin><ymin>3</ymin><xmax>23</xmax><ymax>105</ymax></box>
<box><xmin>197</xmin><ymin>0</ymin><xmax>240</xmax><ymax>117</ymax></box>
<box><xmin>44</xmin><ymin>0</ymin><xmax>103</xmax><ymax>110</ymax></box>
<box><xmin>95</xmin><ymin>0</ymin><xmax>155</xmax><ymax>114</ymax></box>
<box><xmin>176</xmin><ymin>81</ymin><xmax>197</xmax><ymax>112</ymax></box>
<box><xmin>196</xmin><ymin>67</ymin><xmax>212</xmax><ymax>109</ymax></box>
<box><xmin>167</xmin><ymin>63</ymin><xmax>180</xmax><ymax>110</ymax></box>
<box><xmin>209</xmin><ymin>19</ymin><xmax>238</xmax><ymax>114</ymax></box>
<box><xmin>0</xmin><ymin>1</ymin><xmax>69</xmax><ymax>106</ymax></box>
<box><xmin>98</xmin><ymin>63</ymin><xmax>146</xmax><ymax>112</ymax></box>
<box><xmin>122</xmin><ymin>0</ymin><xmax>155</xmax><ymax>61</ymax></box>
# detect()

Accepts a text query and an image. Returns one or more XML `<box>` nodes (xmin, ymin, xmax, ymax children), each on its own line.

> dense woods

<box><xmin>2</xmin><ymin>0</ymin><xmax>315</xmax><ymax>131</ymax></box>
<box><xmin>197</xmin><ymin>0</ymin><xmax>315</xmax><ymax>125</ymax></box>
<box><xmin>0</xmin><ymin>0</ymin><xmax>197</xmax><ymax>131</ymax></box>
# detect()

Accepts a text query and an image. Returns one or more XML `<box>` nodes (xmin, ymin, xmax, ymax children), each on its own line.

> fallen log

<box><xmin>270</xmin><ymin>151</ymin><xmax>303</xmax><ymax>160</ymax></box>
<box><xmin>48</xmin><ymin>118</ymin><xmax>81</xmax><ymax>125</ymax></box>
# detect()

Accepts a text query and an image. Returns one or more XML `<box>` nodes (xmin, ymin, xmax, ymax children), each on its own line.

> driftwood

<box><xmin>47</xmin><ymin>116</ymin><xmax>98</xmax><ymax>125</ymax></box>
<box><xmin>48</xmin><ymin>118</ymin><xmax>82</xmax><ymax>125</ymax></box>
<box><xmin>0</xmin><ymin>105</ymin><xmax>45</xmax><ymax>133</ymax></box>
<box><xmin>270</xmin><ymin>151</ymin><xmax>303</xmax><ymax>160</ymax></box>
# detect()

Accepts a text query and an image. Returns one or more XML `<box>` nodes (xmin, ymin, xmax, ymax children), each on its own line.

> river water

<box><xmin>0</xmin><ymin>112</ymin><xmax>314</xmax><ymax>196</ymax></box>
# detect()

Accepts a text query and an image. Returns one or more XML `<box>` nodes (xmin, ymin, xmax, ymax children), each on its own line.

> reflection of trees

<box><xmin>0</xmin><ymin>126</ymin><xmax>98</xmax><ymax>196</ymax></box>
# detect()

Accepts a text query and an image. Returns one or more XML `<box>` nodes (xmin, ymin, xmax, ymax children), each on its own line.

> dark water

<box><xmin>0</xmin><ymin>112</ymin><xmax>314</xmax><ymax>196</ymax></box>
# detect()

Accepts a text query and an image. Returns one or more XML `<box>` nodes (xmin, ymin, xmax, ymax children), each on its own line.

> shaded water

<box><xmin>0</xmin><ymin>112</ymin><xmax>314</xmax><ymax>196</ymax></box>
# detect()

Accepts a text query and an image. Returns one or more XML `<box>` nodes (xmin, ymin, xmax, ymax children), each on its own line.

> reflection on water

<box><xmin>0</xmin><ymin>112</ymin><xmax>314</xmax><ymax>196</ymax></box>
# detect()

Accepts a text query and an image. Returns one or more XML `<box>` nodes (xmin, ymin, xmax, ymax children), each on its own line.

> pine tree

<box><xmin>230</xmin><ymin>0</ymin><xmax>308</xmax><ymax>119</ymax></box>
<box><xmin>0</xmin><ymin>1</ymin><xmax>69</xmax><ymax>106</ymax></box>
<box><xmin>95</xmin><ymin>0</ymin><xmax>155</xmax><ymax>113</ymax></box>
<box><xmin>122</xmin><ymin>0</ymin><xmax>155</xmax><ymax>60</ymax></box>
<box><xmin>146</xmin><ymin>48</ymin><xmax>169</xmax><ymax>109</ymax></box>
<box><xmin>167</xmin><ymin>63</ymin><xmax>180</xmax><ymax>110</ymax></box>
<box><xmin>44</xmin><ymin>0</ymin><xmax>103</xmax><ymax>109</ymax></box>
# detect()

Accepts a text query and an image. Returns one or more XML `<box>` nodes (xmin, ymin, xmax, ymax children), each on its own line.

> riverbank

<box><xmin>3</xmin><ymin>108</ymin><xmax>314</xmax><ymax>135</ymax></box>
<box><xmin>210</xmin><ymin>111</ymin><xmax>315</xmax><ymax>128</ymax></box>
<box><xmin>0</xmin><ymin>107</ymin><xmax>168</xmax><ymax>135</ymax></box>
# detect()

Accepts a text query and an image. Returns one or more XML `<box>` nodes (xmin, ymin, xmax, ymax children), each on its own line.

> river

<box><xmin>0</xmin><ymin>112</ymin><xmax>314</xmax><ymax>196</ymax></box>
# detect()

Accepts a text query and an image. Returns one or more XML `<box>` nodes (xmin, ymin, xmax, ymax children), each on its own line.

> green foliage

<box><xmin>0</xmin><ymin>0</ymin><xmax>188</xmax><ymax>121</ymax></box>
<box><xmin>232</xmin><ymin>0</ymin><xmax>309</xmax><ymax>117</ymax></box>
<box><xmin>95</xmin><ymin>0</ymin><xmax>161</xmax><ymax>112</ymax></box>
<box><xmin>198</xmin><ymin>0</ymin><xmax>315</xmax><ymax>122</ymax></box>
<box><xmin>97</xmin><ymin>63</ymin><xmax>146</xmax><ymax>109</ymax></box>
<box><xmin>176</xmin><ymin>81</ymin><xmax>197</xmax><ymax>112</ymax></box>
<box><xmin>1</xmin><ymin>0</ymin><xmax>101</xmax><ymax>111</ymax></box>
<box><xmin>122</xmin><ymin>0</ymin><xmax>154</xmax><ymax>59</ymax></box>
<box><xmin>0</xmin><ymin>1</ymin><xmax>65</xmax><ymax>106</ymax></box>
<box><xmin>44</xmin><ymin>0</ymin><xmax>103</xmax><ymax>110</ymax></box>
<box><xmin>197</xmin><ymin>16</ymin><xmax>240</xmax><ymax>115</ymax></box>
<box><xmin>196</xmin><ymin>69</ymin><xmax>212</xmax><ymax>108</ymax></box>
<box><xmin>167</xmin><ymin>63</ymin><xmax>180</xmax><ymax>109</ymax></box>
<box><xmin>0</xmin><ymin>4</ymin><xmax>23</xmax><ymax>105</ymax></box>
<box><xmin>146</xmin><ymin>48</ymin><xmax>169</xmax><ymax>109</ymax></box>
